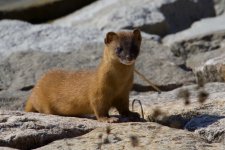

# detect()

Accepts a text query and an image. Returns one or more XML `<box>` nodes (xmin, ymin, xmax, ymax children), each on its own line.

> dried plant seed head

<box><xmin>177</xmin><ymin>89</ymin><xmax>190</xmax><ymax>99</ymax></box>
<box><xmin>198</xmin><ymin>91</ymin><xmax>209</xmax><ymax>104</ymax></box>
<box><xmin>177</xmin><ymin>89</ymin><xmax>190</xmax><ymax>105</ymax></box>
<box><xmin>106</xmin><ymin>126</ymin><xmax>111</xmax><ymax>135</ymax></box>
<box><xmin>103</xmin><ymin>137</ymin><xmax>110</xmax><ymax>144</ymax></box>
<box><xmin>98</xmin><ymin>133</ymin><xmax>103</xmax><ymax>139</ymax></box>
<box><xmin>152</xmin><ymin>108</ymin><xmax>162</xmax><ymax>118</ymax></box>
<box><xmin>196</xmin><ymin>73</ymin><xmax>205</xmax><ymax>89</ymax></box>
<box><xmin>185</xmin><ymin>99</ymin><xmax>190</xmax><ymax>105</ymax></box>
<box><xmin>130</xmin><ymin>135</ymin><xmax>139</xmax><ymax>147</ymax></box>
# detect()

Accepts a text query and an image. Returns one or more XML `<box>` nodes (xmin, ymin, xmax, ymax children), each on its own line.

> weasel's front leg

<box><xmin>91</xmin><ymin>98</ymin><xmax>119</xmax><ymax>123</ymax></box>
<box><xmin>119</xmin><ymin>109</ymin><xmax>140</xmax><ymax>122</ymax></box>
<box><xmin>114</xmin><ymin>98</ymin><xmax>140</xmax><ymax>121</ymax></box>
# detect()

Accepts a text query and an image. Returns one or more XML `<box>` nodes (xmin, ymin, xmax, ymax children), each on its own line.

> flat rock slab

<box><xmin>37</xmin><ymin>122</ymin><xmax>222</xmax><ymax>150</ymax></box>
<box><xmin>53</xmin><ymin>0</ymin><xmax>215</xmax><ymax>36</ymax></box>
<box><xmin>0</xmin><ymin>111</ymin><xmax>107</xmax><ymax>149</ymax></box>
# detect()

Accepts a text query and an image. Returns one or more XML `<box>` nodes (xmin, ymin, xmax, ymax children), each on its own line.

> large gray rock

<box><xmin>53</xmin><ymin>0</ymin><xmax>215</xmax><ymax>36</ymax></box>
<box><xmin>163</xmin><ymin>14</ymin><xmax>225</xmax><ymax>59</ymax></box>
<box><xmin>0</xmin><ymin>0</ymin><xmax>96</xmax><ymax>23</ymax></box>
<box><xmin>194</xmin><ymin>53</ymin><xmax>225</xmax><ymax>83</ymax></box>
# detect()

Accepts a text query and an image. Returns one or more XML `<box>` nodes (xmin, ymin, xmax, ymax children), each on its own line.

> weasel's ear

<box><xmin>133</xmin><ymin>29</ymin><xmax>142</xmax><ymax>42</ymax></box>
<box><xmin>104</xmin><ymin>32</ymin><xmax>117</xmax><ymax>44</ymax></box>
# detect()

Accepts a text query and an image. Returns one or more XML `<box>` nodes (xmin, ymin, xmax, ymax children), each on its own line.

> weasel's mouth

<box><xmin>119</xmin><ymin>59</ymin><xmax>135</xmax><ymax>65</ymax></box>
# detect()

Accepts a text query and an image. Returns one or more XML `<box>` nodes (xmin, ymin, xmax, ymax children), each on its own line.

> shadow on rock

<box><xmin>184</xmin><ymin>115</ymin><xmax>225</xmax><ymax>131</ymax></box>
<box><xmin>132</xmin><ymin>83</ymin><xmax>183</xmax><ymax>92</ymax></box>
<box><xmin>148</xmin><ymin>112</ymin><xmax>225</xmax><ymax>131</ymax></box>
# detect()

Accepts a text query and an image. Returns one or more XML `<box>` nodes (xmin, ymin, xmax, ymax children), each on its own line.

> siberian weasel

<box><xmin>25</xmin><ymin>29</ymin><xmax>142</xmax><ymax>123</ymax></box>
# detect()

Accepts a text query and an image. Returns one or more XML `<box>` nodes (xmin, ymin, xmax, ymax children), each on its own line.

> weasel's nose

<box><xmin>126</xmin><ymin>55</ymin><xmax>133</xmax><ymax>61</ymax></box>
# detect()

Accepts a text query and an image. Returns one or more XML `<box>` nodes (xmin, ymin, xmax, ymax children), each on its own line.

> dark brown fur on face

<box><xmin>105</xmin><ymin>29</ymin><xmax>141</xmax><ymax>65</ymax></box>
<box><xmin>25</xmin><ymin>29</ymin><xmax>142</xmax><ymax>123</ymax></box>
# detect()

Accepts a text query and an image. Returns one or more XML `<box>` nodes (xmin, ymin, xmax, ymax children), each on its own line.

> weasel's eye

<box><xmin>116</xmin><ymin>47</ymin><xmax>123</xmax><ymax>54</ymax></box>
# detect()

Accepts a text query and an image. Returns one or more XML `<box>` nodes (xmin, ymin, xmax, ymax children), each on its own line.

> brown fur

<box><xmin>25</xmin><ymin>29</ymin><xmax>142</xmax><ymax>123</ymax></box>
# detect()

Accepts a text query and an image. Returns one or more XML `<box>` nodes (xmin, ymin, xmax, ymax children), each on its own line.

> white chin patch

<box><xmin>119</xmin><ymin>59</ymin><xmax>135</xmax><ymax>65</ymax></box>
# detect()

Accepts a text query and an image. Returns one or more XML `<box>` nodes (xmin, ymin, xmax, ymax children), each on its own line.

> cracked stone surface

<box><xmin>37</xmin><ymin>122</ymin><xmax>224</xmax><ymax>150</ymax></box>
<box><xmin>0</xmin><ymin>111</ymin><xmax>106</xmax><ymax>149</ymax></box>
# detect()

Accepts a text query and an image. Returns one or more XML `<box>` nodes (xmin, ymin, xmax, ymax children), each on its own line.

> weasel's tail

<box><xmin>25</xmin><ymin>99</ymin><xmax>37</xmax><ymax>112</ymax></box>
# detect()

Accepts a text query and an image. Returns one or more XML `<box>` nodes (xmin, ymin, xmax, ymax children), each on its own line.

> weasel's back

<box><xmin>25</xmin><ymin>69</ymin><xmax>95</xmax><ymax>115</ymax></box>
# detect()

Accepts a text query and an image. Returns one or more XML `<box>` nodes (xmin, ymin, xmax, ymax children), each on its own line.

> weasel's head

<box><xmin>104</xmin><ymin>29</ymin><xmax>142</xmax><ymax>65</ymax></box>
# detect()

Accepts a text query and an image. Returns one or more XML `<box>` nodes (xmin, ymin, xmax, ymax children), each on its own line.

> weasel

<box><xmin>25</xmin><ymin>29</ymin><xmax>142</xmax><ymax>123</ymax></box>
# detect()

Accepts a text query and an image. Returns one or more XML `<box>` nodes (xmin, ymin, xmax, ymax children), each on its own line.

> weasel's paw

<box><xmin>98</xmin><ymin>117</ymin><xmax>119</xmax><ymax>123</ymax></box>
<box><xmin>126</xmin><ymin>111</ymin><xmax>141</xmax><ymax>122</ymax></box>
